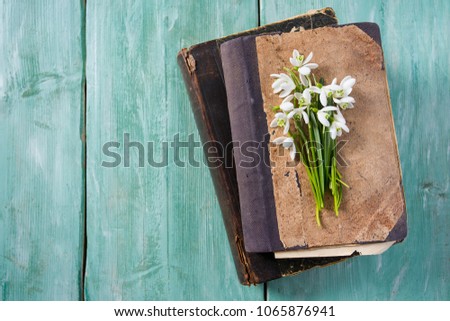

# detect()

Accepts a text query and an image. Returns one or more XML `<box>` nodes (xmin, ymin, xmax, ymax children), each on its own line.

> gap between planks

<box><xmin>80</xmin><ymin>0</ymin><xmax>88</xmax><ymax>301</ymax></box>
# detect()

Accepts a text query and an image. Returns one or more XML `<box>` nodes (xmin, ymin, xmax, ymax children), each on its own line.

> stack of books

<box><xmin>178</xmin><ymin>8</ymin><xmax>406</xmax><ymax>285</ymax></box>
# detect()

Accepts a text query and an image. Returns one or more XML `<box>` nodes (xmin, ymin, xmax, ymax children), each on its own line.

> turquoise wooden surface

<box><xmin>1</xmin><ymin>0</ymin><xmax>448</xmax><ymax>300</ymax></box>
<box><xmin>262</xmin><ymin>0</ymin><xmax>449</xmax><ymax>300</ymax></box>
<box><xmin>0</xmin><ymin>1</ymin><xmax>85</xmax><ymax>299</ymax></box>
<box><xmin>84</xmin><ymin>0</ymin><xmax>261</xmax><ymax>300</ymax></box>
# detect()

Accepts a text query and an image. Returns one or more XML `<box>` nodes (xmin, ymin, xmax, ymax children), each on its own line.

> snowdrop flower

<box><xmin>288</xmin><ymin>107</ymin><xmax>309</xmax><ymax>124</ymax></box>
<box><xmin>329</xmin><ymin>112</ymin><xmax>349</xmax><ymax>139</ymax></box>
<box><xmin>280</xmin><ymin>94</ymin><xmax>294</xmax><ymax>112</ymax></box>
<box><xmin>318</xmin><ymin>108</ymin><xmax>349</xmax><ymax>139</ymax></box>
<box><xmin>279</xmin><ymin>92</ymin><xmax>310</xmax><ymax>124</ymax></box>
<box><xmin>334</xmin><ymin>96</ymin><xmax>355</xmax><ymax>110</ymax></box>
<box><xmin>309</xmin><ymin>86</ymin><xmax>330</xmax><ymax>107</ymax></box>
<box><xmin>270</xmin><ymin>112</ymin><xmax>290</xmax><ymax>135</ymax></box>
<box><xmin>310</xmin><ymin>76</ymin><xmax>356</xmax><ymax>107</ymax></box>
<box><xmin>294</xmin><ymin>89</ymin><xmax>312</xmax><ymax>107</ymax></box>
<box><xmin>327</xmin><ymin>76</ymin><xmax>356</xmax><ymax>101</ymax></box>
<box><xmin>273</xmin><ymin>136</ymin><xmax>296</xmax><ymax>161</ymax></box>
<box><xmin>290</xmin><ymin>50</ymin><xmax>318</xmax><ymax>76</ymax></box>
<box><xmin>317</xmin><ymin>106</ymin><xmax>338</xmax><ymax>127</ymax></box>
<box><xmin>290</xmin><ymin>50</ymin><xmax>318</xmax><ymax>87</ymax></box>
<box><xmin>271</xmin><ymin>73</ymin><xmax>296</xmax><ymax>98</ymax></box>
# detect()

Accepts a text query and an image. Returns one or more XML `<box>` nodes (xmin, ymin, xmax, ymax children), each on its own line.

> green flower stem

<box><xmin>310</xmin><ymin>113</ymin><xmax>325</xmax><ymax>196</ymax></box>
<box><xmin>290</xmin><ymin>96</ymin><xmax>350</xmax><ymax>226</ymax></box>
<box><xmin>307</xmin><ymin>106</ymin><xmax>326</xmax><ymax>224</ymax></box>
<box><xmin>331</xmin><ymin>148</ymin><xmax>344</xmax><ymax>216</ymax></box>
<box><xmin>331</xmin><ymin>155</ymin><xmax>338</xmax><ymax>216</ymax></box>
<box><xmin>290</xmin><ymin>125</ymin><xmax>323</xmax><ymax>227</ymax></box>
<box><xmin>308</xmin><ymin>115</ymin><xmax>323</xmax><ymax>207</ymax></box>
<box><xmin>322</xmin><ymin>126</ymin><xmax>331</xmax><ymax>187</ymax></box>
<box><xmin>337</xmin><ymin>178</ymin><xmax>349</xmax><ymax>188</ymax></box>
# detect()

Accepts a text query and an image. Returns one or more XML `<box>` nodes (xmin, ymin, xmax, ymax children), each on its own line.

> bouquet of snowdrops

<box><xmin>270</xmin><ymin>50</ymin><xmax>356</xmax><ymax>226</ymax></box>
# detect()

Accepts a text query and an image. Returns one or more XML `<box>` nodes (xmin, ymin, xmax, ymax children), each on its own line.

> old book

<box><xmin>177</xmin><ymin>8</ymin><xmax>349</xmax><ymax>285</ymax></box>
<box><xmin>221</xmin><ymin>23</ymin><xmax>407</xmax><ymax>258</ymax></box>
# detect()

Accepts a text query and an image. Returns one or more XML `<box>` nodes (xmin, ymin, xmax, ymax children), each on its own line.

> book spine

<box><xmin>177</xmin><ymin>49</ymin><xmax>255</xmax><ymax>284</ymax></box>
<box><xmin>221</xmin><ymin>37</ymin><xmax>284</xmax><ymax>253</ymax></box>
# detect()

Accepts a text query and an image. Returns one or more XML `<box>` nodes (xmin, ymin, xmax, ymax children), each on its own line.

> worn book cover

<box><xmin>177</xmin><ymin>8</ymin><xmax>349</xmax><ymax>284</ymax></box>
<box><xmin>221</xmin><ymin>23</ymin><xmax>407</xmax><ymax>256</ymax></box>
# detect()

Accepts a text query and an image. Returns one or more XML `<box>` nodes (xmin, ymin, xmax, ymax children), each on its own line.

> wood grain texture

<box><xmin>2</xmin><ymin>0</ymin><xmax>447</xmax><ymax>301</ymax></box>
<box><xmin>85</xmin><ymin>0</ymin><xmax>262</xmax><ymax>300</ymax></box>
<box><xmin>0</xmin><ymin>1</ymin><xmax>85</xmax><ymax>300</ymax></box>
<box><xmin>261</xmin><ymin>0</ymin><xmax>449</xmax><ymax>300</ymax></box>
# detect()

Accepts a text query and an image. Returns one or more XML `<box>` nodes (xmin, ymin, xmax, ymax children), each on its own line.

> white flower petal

<box><xmin>299</xmin><ymin>66</ymin><xmax>311</xmax><ymax>76</ymax></box>
<box><xmin>317</xmin><ymin>112</ymin><xmax>330</xmax><ymax>127</ymax></box>
<box><xmin>327</xmin><ymin>84</ymin><xmax>341</xmax><ymax>91</ymax></box>
<box><xmin>300</xmin><ymin>73</ymin><xmax>308</xmax><ymax>86</ymax></box>
<box><xmin>272</xmin><ymin>78</ymin><xmax>283</xmax><ymax>89</ymax></box>
<box><xmin>302</xmin><ymin>111</ymin><xmax>309</xmax><ymax>124</ymax></box>
<box><xmin>279</xmin><ymin>90</ymin><xmax>290</xmax><ymax>98</ymax></box>
<box><xmin>330</xmin><ymin>126</ymin><xmax>337</xmax><ymax>139</ymax></box>
<box><xmin>342</xmin><ymin>77</ymin><xmax>356</xmax><ymax>89</ymax></box>
<box><xmin>282</xmin><ymin>94</ymin><xmax>294</xmax><ymax>103</ymax></box>
<box><xmin>304</xmin><ymin>52</ymin><xmax>313</xmax><ymax>64</ymax></box>
<box><xmin>289</xmin><ymin>145</ymin><xmax>296</xmax><ymax>161</ymax></box>
<box><xmin>294</xmin><ymin>92</ymin><xmax>302</xmax><ymax>100</ymax></box>
<box><xmin>283</xmin><ymin>123</ymin><xmax>290</xmax><ymax>135</ymax></box>
<box><xmin>280</xmin><ymin>102</ymin><xmax>293</xmax><ymax>112</ymax></box>
<box><xmin>336</xmin><ymin>111</ymin><xmax>345</xmax><ymax>118</ymax></box>
<box><xmin>322</xmin><ymin>106</ymin><xmax>338</xmax><ymax>112</ymax></box>
<box><xmin>304</xmin><ymin>63</ymin><xmax>318</xmax><ymax>69</ymax></box>
<box><xmin>282</xmin><ymin>137</ymin><xmax>294</xmax><ymax>148</ymax></box>
<box><xmin>270</xmin><ymin>118</ymin><xmax>278</xmax><ymax>127</ymax></box>
<box><xmin>335</xmin><ymin>116</ymin><xmax>346</xmax><ymax>125</ymax></box>
<box><xmin>287</xmin><ymin>110</ymin><xmax>296</xmax><ymax>119</ymax></box>
<box><xmin>273</xmin><ymin>137</ymin><xmax>286</xmax><ymax>145</ymax></box>
<box><xmin>320</xmin><ymin>91</ymin><xmax>328</xmax><ymax>107</ymax></box>
<box><xmin>341</xmin><ymin>96</ymin><xmax>355</xmax><ymax>103</ymax></box>
<box><xmin>303</xmin><ymin>89</ymin><xmax>311</xmax><ymax>103</ymax></box>
<box><xmin>293</xmin><ymin>49</ymin><xmax>300</xmax><ymax>59</ymax></box>
<box><xmin>270</xmin><ymin>73</ymin><xmax>281</xmax><ymax>78</ymax></box>
<box><xmin>341</xmin><ymin>122</ymin><xmax>349</xmax><ymax>133</ymax></box>
<box><xmin>337</xmin><ymin>118</ymin><xmax>346</xmax><ymax>126</ymax></box>
<box><xmin>275</xmin><ymin>112</ymin><xmax>285</xmax><ymax>119</ymax></box>
<box><xmin>290</xmin><ymin>57</ymin><xmax>299</xmax><ymax>66</ymax></box>
<box><xmin>340</xmin><ymin>76</ymin><xmax>351</xmax><ymax>87</ymax></box>
<box><xmin>309</xmin><ymin>86</ymin><xmax>321</xmax><ymax>94</ymax></box>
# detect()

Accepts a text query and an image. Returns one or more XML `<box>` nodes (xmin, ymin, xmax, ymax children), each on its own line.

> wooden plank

<box><xmin>261</xmin><ymin>0</ymin><xmax>449</xmax><ymax>300</ymax></box>
<box><xmin>85</xmin><ymin>0</ymin><xmax>262</xmax><ymax>299</ymax></box>
<box><xmin>0</xmin><ymin>1</ymin><xmax>85</xmax><ymax>300</ymax></box>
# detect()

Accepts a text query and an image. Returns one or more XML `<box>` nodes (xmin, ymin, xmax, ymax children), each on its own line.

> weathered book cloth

<box><xmin>177</xmin><ymin>8</ymin><xmax>347</xmax><ymax>285</ymax></box>
<box><xmin>221</xmin><ymin>23</ymin><xmax>407</xmax><ymax>254</ymax></box>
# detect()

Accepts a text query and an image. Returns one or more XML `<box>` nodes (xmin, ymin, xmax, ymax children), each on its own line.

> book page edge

<box><xmin>274</xmin><ymin>241</ymin><xmax>396</xmax><ymax>259</ymax></box>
